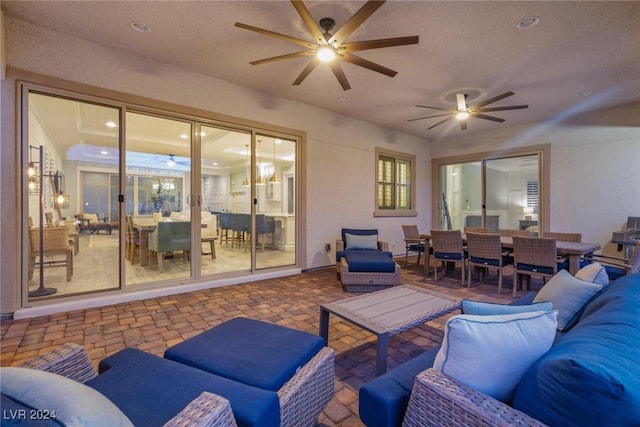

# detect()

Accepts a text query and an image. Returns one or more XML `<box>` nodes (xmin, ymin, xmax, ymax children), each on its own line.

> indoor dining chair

<box><xmin>544</xmin><ymin>231</ymin><xmax>582</xmax><ymax>242</ymax></box>
<box><xmin>464</xmin><ymin>226</ymin><xmax>489</xmax><ymax>234</ymax></box>
<box><xmin>430</xmin><ymin>229</ymin><xmax>466</xmax><ymax>285</ymax></box>
<box><xmin>466</xmin><ymin>232</ymin><xmax>513</xmax><ymax>294</ymax></box>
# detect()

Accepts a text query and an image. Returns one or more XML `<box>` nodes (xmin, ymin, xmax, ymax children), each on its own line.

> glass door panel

<box><xmin>26</xmin><ymin>92</ymin><xmax>121</xmax><ymax>300</ymax></box>
<box><xmin>199</xmin><ymin>125</ymin><xmax>251</xmax><ymax>275</ymax></box>
<box><xmin>485</xmin><ymin>156</ymin><xmax>539</xmax><ymax>233</ymax></box>
<box><xmin>440</xmin><ymin>162</ymin><xmax>482</xmax><ymax>231</ymax></box>
<box><xmin>255</xmin><ymin>135</ymin><xmax>296</xmax><ymax>269</ymax></box>
<box><xmin>125</xmin><ymin>112</ymin><xmax>192</xmax><ymax>285</ymax></box>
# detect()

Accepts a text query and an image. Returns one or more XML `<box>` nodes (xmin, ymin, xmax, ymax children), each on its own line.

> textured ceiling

<box><xmin>4</xmin><ymin>0</ymin><xmax>640</xmax><ymax>140</ymax></box>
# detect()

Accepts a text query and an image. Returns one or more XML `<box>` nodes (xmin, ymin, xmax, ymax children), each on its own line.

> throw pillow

<box><xmin>345</xmin><ymin>233</ymin><xmax>378</xmax><ymax>250</ymax></box>
<box><xmin>433</xmin><ymin>310</ymin><xmax>557</xmax><ymax>403</ymax></box>
<box><xmin>461</xmin><ymin>299</ymin><xmax>553</xmax><ymax>316</ymax></box>
<box><xmin>575</xmin><ymin>262</ymin><xmax>609</xmax><ymax>285</ymax></box>
<box><xmin>0</xmin><ymin>367</ymin><xmax>133</xmax><ymax>427</ymax></box>
<box><xmin>533</xmin><ymin>269</ymin><xmax>603</xmax><ymax>331</ymax></box>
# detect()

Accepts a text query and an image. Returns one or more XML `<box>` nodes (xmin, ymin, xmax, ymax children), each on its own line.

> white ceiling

<box><xmin>4</xmin><ymin>1</ymin><xmax>640</xmax><ymax>140</ymax></box>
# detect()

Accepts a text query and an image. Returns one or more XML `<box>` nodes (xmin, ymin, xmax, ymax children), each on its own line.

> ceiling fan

<box><xmin>235</xmin><ymin>0</ymin><xmax>419</xmax><ymax>90</ymax></box>
<box><xmin>408</xmin><ymin>91</ymin><xmax>529</xmax><ymax>131</ymax></box>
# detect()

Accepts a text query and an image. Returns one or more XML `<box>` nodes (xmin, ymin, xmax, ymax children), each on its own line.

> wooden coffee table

<box><xmin>319</xmin><ymin>285</ymin><xmax>461</xmax><ymax>375</ymax></box>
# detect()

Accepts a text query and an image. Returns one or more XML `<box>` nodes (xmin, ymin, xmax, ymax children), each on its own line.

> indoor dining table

<box><xmin>419</xmin><ymin>233</ymin><xmax>601</xmax><ymax>275</ymax></box>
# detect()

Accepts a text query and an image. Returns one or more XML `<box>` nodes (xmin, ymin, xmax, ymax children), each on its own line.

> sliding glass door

<box><xmin>437</xmin><ymin>152</ymin><xmax>543</xmax><ymax>233</ymax></box>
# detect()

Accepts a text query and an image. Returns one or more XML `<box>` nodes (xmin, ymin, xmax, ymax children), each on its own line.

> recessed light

<box><xmin>578</xmin><ymin>90</ymin><xmax>593</xmax><ymax>97</ymax></box>
<box><xmin>517</xmin><ymin>16</ymin><xmax>540</xmax><ymax>30</ymax></box>
<box><xmin>105</xmin><ymin>121</ymin><xmax>118</xmax><ymax>128</ymax></box>
<box><xmin>130</xmin><ymin>21</ymin><xmax>151</xmax><ymax>33</ymax></box>
<box><xmin>340</xmin><ymin>95</ymin><xmax>351</xmax><ymax>101</ymax></box>
<box><xmin>100</xmin><ymin>150</ymin><xmax>109</xmax><ymax>155</ymax></box>
<box><xmin>180</xmin><ymin>134</ymin><xmax>189</xmax><ymax>139</ymax></box>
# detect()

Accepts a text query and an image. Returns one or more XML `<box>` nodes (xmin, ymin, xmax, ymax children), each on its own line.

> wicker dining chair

<box><xmin>512</xmin><ymin>236</ymin><xmax>563</xmax><ymax>297</ymax></box>
<box><xmin>464</xmin><ymin>226</ymin><xmax>489</xmax><ymax>234</ymax></box>
<box><xmin>544</xmin><ymin>231</ymin><xmax>582</xmax><ymax>242</ymax></box>
<box><xmin>498</xmin><ymin>229</ymin><xmax>531</xmax><ymax>237</ymax></box>
<box><xmin>430</xmin><ymin>229</ymin><xmax>466</xmax><ymax>285</ymax></box>
<box><xmin>28</xmin><ymin>226</ymin><xmax>73</xmax><ymax>282</ymax></box>
<box><xmin>402</xmin><ymin>225</ymin><xmax>428</xmax><ymax>267</ymax></box>
<box><xmin>125</xmin><ymin>215</ymin><xmax>140</xmax><ymax>264</ymax></box>
<box><xmin>466</xmin><ymin>232</ymin><xmax>513</xmax><ymax>293</ymax></box>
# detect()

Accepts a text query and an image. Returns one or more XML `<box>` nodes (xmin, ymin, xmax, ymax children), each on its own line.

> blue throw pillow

<box><xmin>461</xmin><ymin>299</ymin><xmax>553</xmax><ymax>315</ymax></box>
<box><xmin>0</xmin><ymin>367</ymin><xmax>133</xmax><ymax>427</ymax></box>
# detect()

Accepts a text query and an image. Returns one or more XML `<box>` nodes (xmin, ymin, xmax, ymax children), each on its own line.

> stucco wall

<box><xmin>1</xmin><ymin>17</ymin><xmax>431</xmax><ymax>314</ymax></box>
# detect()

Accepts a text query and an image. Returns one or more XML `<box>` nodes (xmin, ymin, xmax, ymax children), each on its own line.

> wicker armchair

<box><xmin>582</xmin><ymin>242</ymin><xmax>640</xmax><ymax>280</ymax></box>
<box><xmin>16</xmin><ymin>343</ymin><xmax>237</xmax><ymax>427</ymax></box>
<box><xmin>402</xmin><ymin>368</ymin><xmax>547</xmax><ymax>427</ymax></box>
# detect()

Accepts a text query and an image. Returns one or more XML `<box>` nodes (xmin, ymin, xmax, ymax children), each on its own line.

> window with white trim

<box><xmin>375</xmin><ymin>148</ymin><xmax>416</xmax><ymax>216</ymax></box>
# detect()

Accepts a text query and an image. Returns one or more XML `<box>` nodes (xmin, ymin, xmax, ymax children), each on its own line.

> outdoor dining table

<box><xmin>419</xmin><ymin>233</ymin><xmax>601</xmax><ymax>275</ymax></box>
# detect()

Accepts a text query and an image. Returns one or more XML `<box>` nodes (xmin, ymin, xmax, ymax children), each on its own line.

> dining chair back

<box><xmin>512</xmin><ymin>236</ymin><xmax>559</xmax><ymax>297</ymax></box>
<box><xmin>498</xmin><ymin>229</ymin><xmax>530</xmax><ymax>237</ymax></box>
<box><xmin>402</xmin><ymin>225</ymin><xmax>427</xmax><ymax>267</ymax></box>
<box><xmin>431</xmin><ymin>229</ymin><xmax>465</xmax><ymax>285</ymax></box>
<box><xmin>125</xmin><ymin>215</ymin><xmax>140</xmax><ymax>264</ymax></box>
<box><xmin>544</xmin><ymin>231</ymin><xmax>582</xmax><ymax>242</ymax></box>
<box><xmin>464</xmin><ymin>226</ymin><xmax>489</xmax><ymax>234</ymax></box>
<box><xmin>466</xmin><ymin>232</ymin><xmax>513</xmax><ymax>293</ymax></box>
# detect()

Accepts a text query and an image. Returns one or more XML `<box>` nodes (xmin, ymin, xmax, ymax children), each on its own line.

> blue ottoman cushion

<box><xmin>88</xmin><ymin>348</ymin><xmax>279</xmax><ymax>427</ymax></box>
<box><xmin>164</xmin><ymin>317</ymin><xmax>324</xmax><ymax>392</ymax></box>
<box><xmin>359</xmin><ymin>347</ymin><xmax>440</xmax><ymax>427</ymax></box>
<box><xmin>345</xmin><ymin>251</ymin><xmax>396</xmax><ymax>273</ymax></box>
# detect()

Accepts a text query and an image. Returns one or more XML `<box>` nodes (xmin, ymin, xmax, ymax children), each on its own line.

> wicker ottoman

<box><xmin>339</xmin><ymin>255</ymin><xmax>401</xmax><ymax>293</ymax></box>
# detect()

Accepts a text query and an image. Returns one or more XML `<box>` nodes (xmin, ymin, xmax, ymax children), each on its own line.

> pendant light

<box><xmin>242</xmin><ymin>144</ymin><xmax>251</xmax><ymax>187</ymax></box>
<box><xmin>255</xmin><ymin>140</ymin><xmax>266</xmax><ymax>186</ymax></box>
<box><xmin>269</xmin><ymin>139</ymin><xmax>280</xmax><ymax>184</ymax></box>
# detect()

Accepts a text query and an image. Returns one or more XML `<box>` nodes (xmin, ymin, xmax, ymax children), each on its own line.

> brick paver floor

<box><xmin>1</xmin><ymin>261</ymin><xmax>520</xmax><ymax>426</ymax></box>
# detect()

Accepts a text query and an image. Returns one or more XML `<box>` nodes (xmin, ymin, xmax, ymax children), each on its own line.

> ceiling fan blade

<box><xmin>328</xmin><ymin>0</ymin><xmax>386</xmax><ymax>46</ymax></box>
<box><xmin>415</xmin><ymin>105</ymin><xmax>455</xmax><ymax>112</ymax></box>
<box><xmin>341</xmin><ymin>36</ymin><xmax>419</xmax><ymax>52</ymax></box>
<box><xmin>340</xmin><ymin>53</ymin><xmax>397</xmax><ymax>77</ymax></box>
<box><xmin>472</xmin><ymin>113</ymin><xmax>506</xmax><ymax>123</ymax></box>
<box><xmin>293</xmin><ymin>57</ymin><xmax>319</xmax><ymax>86</ymax></box>
<box><xmin>456</xmin><ymin>93</ymin><xmax>467</xmax><ymax>112</ymax></box>
<box><xmin>407</xmin><ymin>113</ymin><xmax>451</xmax><ymax>122</ymax></box>
<box><xmin>460</xmin><ymin>119</ymin><xmax>468</xmax><ymax>131</ymax></box>
<box><xmin>329</xmin><ymin>61</ymin><xmax>351</xmax><ymax>91</ymax></box>
<box><xmin>249</xmin><ymin>51</ymin><xmax>315</xmax><ymax>66</ymax></box>
<box><xmin>235</xmin><ymin>22</ymin><xmax>317</xmax><ymax>49</ymax></box>
<box><xmin>290</xmin><ymin>0</ymin><xmax>324</xmax><ymax>43</ymax></box>
<box><xmin>474</xmin><ymin>105</ymin><xmax>529</xmax><ymax>112</ymax></box>
<box><xmin>471</xmin><ymin>91</ymin><xmax>515</xmax><ymax>109</ymax></box>
<box><xmin>428</xmin><ymin>117</ymin><xmax>452</xmax><ymax>130</ymax></box>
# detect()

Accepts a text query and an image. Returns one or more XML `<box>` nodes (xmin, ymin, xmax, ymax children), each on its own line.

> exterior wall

<box><xmin>0</xmin><ymin>17</ymin><xmax>431</xmax><ymax>315</ymax></box>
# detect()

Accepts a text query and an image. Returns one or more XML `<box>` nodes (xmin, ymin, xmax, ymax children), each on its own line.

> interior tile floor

<box><xmin>4</xmin><ymin>259</ymin><xmax>535</xmax><ymax>426</ymax></box>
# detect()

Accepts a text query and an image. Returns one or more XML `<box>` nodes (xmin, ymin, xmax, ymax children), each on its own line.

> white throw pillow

<box><xmin>433</xmin><ymin>310</ymin><xmax>557</xmax><ymax>403</ymax></box>
<box><xmin>0</xmin><ymin>367</ymin><xmax>133</xmax><ymax>426</ymax></box>
<box><xmin>533</xmin><ymin>269</ymin><xmax>603</xmax><ymax>331</ymax></box>
<box><xmin>575</xmin><ymin>262</ymin><xmax>609</xmax><ymax>285</ymax></box>
<box><xmin>345</xmin><ymin>233</ymin><xmax>378</xmax><ymax>250</ymax></box>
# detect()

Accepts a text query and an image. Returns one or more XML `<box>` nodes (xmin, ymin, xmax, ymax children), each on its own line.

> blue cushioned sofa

<box><xmin>359</xmin><ymin>273</ymin><xmax>640</xmax><ymax>427</ymax></box>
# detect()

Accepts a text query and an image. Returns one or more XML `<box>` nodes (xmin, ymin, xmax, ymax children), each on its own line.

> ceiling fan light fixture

<box><xmin>456</xmin><ymin>111</ymin><xmax>470</xmax><ymax>120</ymax></box>
<box><xmin>317</xmin><ymin>46</ymin><xmax>336</xmax><ymax>62</ymax></box>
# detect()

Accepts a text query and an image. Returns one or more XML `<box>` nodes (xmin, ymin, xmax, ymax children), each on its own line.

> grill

<box><xmin>612</xmin><ymin>216</ymin><xmax>640</xmax><ymax>257</ymax></box>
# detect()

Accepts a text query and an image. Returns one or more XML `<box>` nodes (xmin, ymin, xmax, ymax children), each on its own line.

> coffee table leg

<box><xmin>376</xmin><ymin>333</ymin><xmax>390</xmax><ymax>376</ymax></box>
<box><xmin>319</xmin><ymin>308</ymin><xmax>330</xmax><ymax>345</ymax></box>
